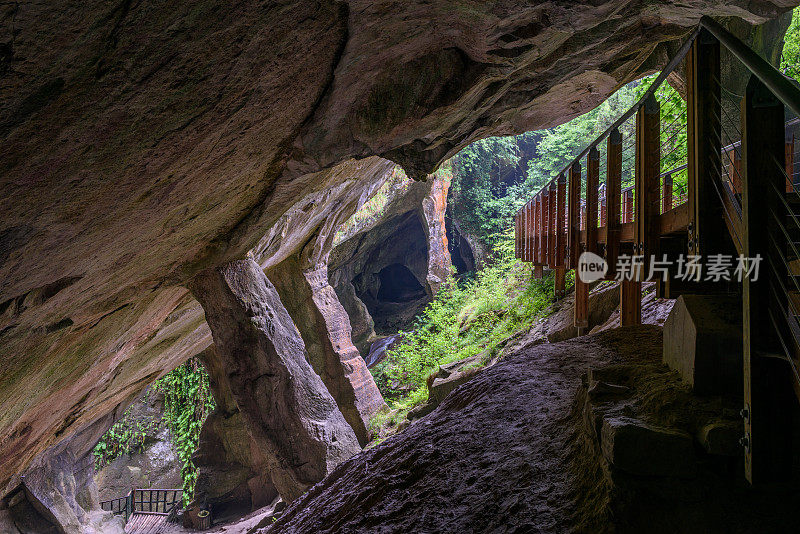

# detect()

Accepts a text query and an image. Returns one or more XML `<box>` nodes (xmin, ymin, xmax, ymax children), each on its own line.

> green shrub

<box><xmin>371</xmin><ymin>228</ymin><xmax>556</xmax><ymax>419</ymax></box>
<box><xmin>156</xmin><ymin>359</ymin><xmax>215</xmax><ymax>504</ymax></box>
<box><xmin>93</xmin><ymin>358</ymin><xmax>214</xmax><ymax>505</ymax></box>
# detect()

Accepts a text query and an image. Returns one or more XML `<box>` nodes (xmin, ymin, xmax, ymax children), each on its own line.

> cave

<box><xmin>376</xmin><ymin>263</ymin><xmax>426</xmax><ymax>303</ymax></box>
<box><xmin>446</xmin><ymin>215</ymin><xmax>476</xmax><ymax>274</ymax></box>
<box><xmin>3</xmin><ymin>2</ymin><xmax>800</xmax><ymax>533</ymax></box>
<box><xmin>333</xmin><ymin>210</ymin><xmax>434</xmax><ymax>335</ymax></box>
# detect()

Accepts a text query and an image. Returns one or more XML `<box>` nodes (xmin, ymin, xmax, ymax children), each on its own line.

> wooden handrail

<box><xmin>699</xmin><ymin>16</ymin><xmax>800</xmax><ymax>118</ymax></box>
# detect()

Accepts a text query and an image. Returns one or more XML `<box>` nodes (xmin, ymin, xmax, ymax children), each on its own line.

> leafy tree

<box><xmin>782</xmin><ymin>8</ymin><xmax>800</xmax><ymax>80</ymax></box>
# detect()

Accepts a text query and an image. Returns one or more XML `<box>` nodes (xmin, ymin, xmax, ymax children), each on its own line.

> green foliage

<box><xmin>371</xmin><ymin>228</ymin><xmax>556</xmax><ymax>423</ymax></box>
<box><xmin>449</xmin><ymin>132</ymin><xmax>540</xmax><ymax>246</ymax></box>
<box><xmin>92</xmin><ymin>359</ymin><xmax>214</xmax><ymax>506</ymax></box>
<box><xmin>92</xmin><ymin>391</ymin><xmax>161</xmax><ymax>470</ymax></box>
<box><xmin>449</xmin><ymin>75</ymin><xmax>687</xmax><ymax>249</ymax></box>
<box><xmin>157</xmin><ymin>359</ymin><xmax>215</xmax><ymax>505</ymax></box>
<box><xmin>782</xmin><ymin>8</ymin><xmax>800</xmax><ymax>80</ymax></box>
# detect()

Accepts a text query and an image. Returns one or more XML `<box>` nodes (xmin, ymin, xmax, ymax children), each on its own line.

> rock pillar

<box><xmin>270</xmin><ymin>256</ymin><xmax>386</xmax><ymax>446</ymax></box>
<box><xmin>420</xmin><ymin>172</ymin><xmax>452</xmax><ymax>294</ymax></box>
<box><xmin>189</xmin><ymin>259</ymin><xmax>360</xmax><ymax>503</ymax></box>
<box><xmin>192</xmin><ymin>346</ymin><xmax>278</xmax><ymax>519</ymax></box>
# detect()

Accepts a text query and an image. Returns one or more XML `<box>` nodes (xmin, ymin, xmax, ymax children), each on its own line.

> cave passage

<box><xmin>376</xmin><ymin>263</ymin><xmax>426</xmax><ymax>303</ymax></box>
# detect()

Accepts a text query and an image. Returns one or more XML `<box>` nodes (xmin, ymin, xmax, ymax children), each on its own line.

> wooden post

<box><xmin>620</xmin><ymin>279</ymin><xmax>642</xmax><ymax>326</ymax></box>
<box><xmin>543</xmin><ymin>189</ymin><xmax>551</xmax><ymax>267</ymax></box>
<box><xmin>741</xmin><ymin>75</ymin><xmax>794</xmax><ymax>485</ymax></box>
<box><xmin>534</xmin><ymin>196</ymin><xmax>541</xmax><ymax>264</ymax></box>
<box><xmin>556</xmin><ymin>175</ymin><xmax>566</xmax><ymax>268</ymax></box>
<box><xmin>687</xmin><ymin>29</ymin><xmax>724</xmax><ymax>257</ymax></box>
<box><xmin>568</xmin><ymin>164</ymin><xmax>582</xmax><ymax>269</ymax></box>
<box><xmin>574</xmin><ymin>148</ymin><xmax>599</xmax><ymax>331</ymax></box>
<box><xmin>527</xmin><ymin>200</ymin><xmax>535</xmax><ymax>263</ymax></box>
<box><xmin>518</xmin><ymin>206</ymin><xmax>525</xmax><ymax>261</ymax></box>
<box><xmin>635</xmin><ymin>93</ymin><xmax>661</xmax><ymax>276</ymax></box>
<box><xmin>549</xmin><ymin>182</ymin><xmax>557</xmax><ymax>269</ymax></box>
<box><xmin>601</xmin><ymin>198</ymin><xmax>607</xmax><ymax>227</ymax></box>
<box><xmin>515</xmin><ymin>211</ymin><xmax>520</xmax><ymax>259</ymax></box>
<box><xmin>522</xmin><ymin>202</ymin><xmax>529</xmax><ymax>262</ymax></box>
<box><xmin>586</xmin><ymin>147</ymin><xmax>600</xmax><ymax>254</ymax></box>
<box><xmin>786</xmin><ymin>133</ymin><xmax>795</xmax><ymax>193</ymax></box>
<box><xmin>624</xmin><ymin>189</ymin><xmax>634</xmax><ymax>223</ymax></box>
<box><xmin>555</xmin><ymin>266</ymin><xmax>566</xmax><ymax>299</ymax></box>
<box><xmin>663</xmin><ymin>172</ymin><xmax>673</xmax><ymax>213</ymax></box>
<box><xmin>606</xmin><ymin>129</ymin><xmax>622</xmax><ymax>279</ymax></box>
<box><xmin>556</xmin><ymin>174</ymin><xmax>567</xmax><ymax>299</ymax></box>
<box><xmin>574</xmin><ymin>271</ymin><xmax>589</xmax><ymax>330</ymax></box>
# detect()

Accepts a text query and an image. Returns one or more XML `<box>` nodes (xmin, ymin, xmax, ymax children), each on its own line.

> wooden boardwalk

<box><xmin>125</xmin><ymin>513</ymin><xmax>169</xmax><ymax>534</ymax></box>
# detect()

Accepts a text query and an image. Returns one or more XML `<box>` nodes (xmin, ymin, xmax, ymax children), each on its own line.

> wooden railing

<box><xmin>514</xmin><ymin>17</ymin><xmax>800</xmax><ymax>486</ymax></box>
<box><xmin>100</xmin><ymin>488</ymin><xmax>183</xmax><ymax>523</ymax></box>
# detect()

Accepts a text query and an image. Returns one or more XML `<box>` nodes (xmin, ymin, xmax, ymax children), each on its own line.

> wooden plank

<box><xmin>687</xmin><ymin>29</ymin><xmax>725</xmax><ymax>257</ymax></box>
<box><xmin>635</xmin><ymin>94</ymin><xmax>660</xmax><ymax>278</ymax></box>
<box><xmin>515</xmin><ymin>211</ymin><xmax>521</xmax><ymax>259</ymax></box>
<box><xmin>741</xmin><ymin>74</ymin><xmax>794</xmax><ymax>485</ymax></box>
<box><xmin>663</xmin><ymin>172</ymin><xmax>673</xmax><ymax>213</ymax></box>
<box><xmin>606</xmin><ymin>129</ymin><xmax>622</xmax><ymax>278</ymax></box>
<box><xmin>568</xmin><ymin>164</ymin><xmax>581</xmax><ymax>268</ymax></box>
<box><xmin>586</xmin><ymin>147</ymin><xmax>600</xmax><ymax>254</ymax></box>
<box><xmin>658</xmin><ymin>202</ymin><xmax>689</xmax><ymax>235</ymax></box>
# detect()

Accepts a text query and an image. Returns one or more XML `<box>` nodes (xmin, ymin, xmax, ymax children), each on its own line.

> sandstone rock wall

<box><xmin>193</xmin><ymin>347</ymin><xmax>278</xmax><ymax>521</ymax></box>
<box><xmin>330</xmin><ymin>172</ymin><xmax>453</xmax><ymax>336</ymax></box>
<box><xmin>2</xmin><ymin>415</ymin><xmax>125</xmax><ymax>534</ymax></box>
<box><xmin>189</xmin><ymin>259</ymin><xmax>361</xmax><ymax>503</ymax></box>
<box><xmin>93</xmin><ymin>388</ymin><xmax>182</xmax><ymax>503</ymax></box>
<box><xmin>0</xmin><ymin>0</ymin><xmax>796</xmax><ymax>505</ymax></box>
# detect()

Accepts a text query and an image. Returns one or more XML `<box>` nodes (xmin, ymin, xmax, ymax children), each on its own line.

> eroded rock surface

<box><xmin>2</xmin><ymin>416</ymin><xmax>125</xmax><ymax>534</ymax></box>
<box><xmin>93</xmin><ymin>388</ymin><xmax>182</xmax><ymax>503</ymax></box>
<box><xmin>261</xmin><ymin>327</ymin><xmax>799</xmax><ymax>534</ymax></box>
<box><xmin>330</xmin><ymin>172</ymin><xmax>452</xmax><ymax>336</ymax></box>
<box><xmin>0</xmin><ymin>0</ymin><xmax>795</xmax><ymax>506</ymax></box>
<box><xmin>259</xmin><ymin>329</ymin><xmax>635</xmax><ymax>533</ymax></box>
<box><xmin>189</xmin><ymin>259</ymin><xmax>360</xmax><ymax>503</ymax></box>
<box><xmin>193</xmin><ymin>347</ymin><xmax>279</xmax><ymax>521</ymax></box>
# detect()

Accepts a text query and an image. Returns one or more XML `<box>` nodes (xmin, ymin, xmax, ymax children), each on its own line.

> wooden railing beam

<box><xmin>606</xmin><ymin>129</ymin><xmax>622</xmax><ymax>279</ymax></box>
<box><xmin>742</xmin><ymin>74</ymin><xmax>794</xmax><ymax>486</ymax></box>
<box><xmin>687</xmin><ymin>29</ymin><xmax>725</xmax><ymax>258</ymax></box>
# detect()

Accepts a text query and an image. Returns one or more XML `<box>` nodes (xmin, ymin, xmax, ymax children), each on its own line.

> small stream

<box><xmin>364</xmin><ymin>332</ymin><xmax>407</xmax><ymax>367</ymax></box>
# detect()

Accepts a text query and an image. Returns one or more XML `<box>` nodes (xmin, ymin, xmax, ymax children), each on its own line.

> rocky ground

<box><xmin>244</xmin><ymin>321</ymin><xmax>796</xmax><ymax>533</ymax></box>
<box><xmin>256</xmin><ymin>328</ymin><xmax>648</xmax><ymax>533</ymax></box>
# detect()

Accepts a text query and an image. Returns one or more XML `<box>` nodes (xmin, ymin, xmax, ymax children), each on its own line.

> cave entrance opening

<box><xmin>376</xmin><ymin>263</ymin><xmax>426</xmax><ymax>303</ymax></box>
